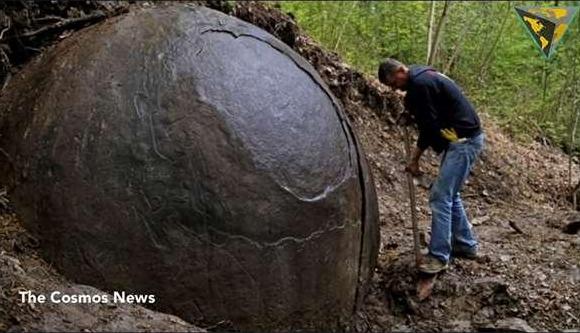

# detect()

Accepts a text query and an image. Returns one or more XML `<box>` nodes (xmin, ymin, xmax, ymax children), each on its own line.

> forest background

<box><xmin>279</xmin><ymin>1</ymin><xmax>580</xmax><ymax>154</ymax></box>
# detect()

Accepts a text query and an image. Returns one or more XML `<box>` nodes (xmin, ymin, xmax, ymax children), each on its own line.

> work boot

<box><xmin>419</xmin><ymin>254</ymin><xmax>448</xmax><ymax>274</ymax></box>
<box><xmin>451</xmin><ymin>245</ymin><xmax>478</xmax><ymax>260</ymax></box>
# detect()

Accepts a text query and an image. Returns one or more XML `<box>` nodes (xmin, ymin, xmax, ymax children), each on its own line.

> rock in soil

<box><xmin>478</xmin><ymin>317</ymin><xmax>536</xmax><ymax>332</ymax></box>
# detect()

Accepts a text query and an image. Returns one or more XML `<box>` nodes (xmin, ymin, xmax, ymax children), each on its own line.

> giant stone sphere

<box><xmin>0</xmin><ymin>5</ymin><xmax>379</xmax><ymax>330</ymax></box>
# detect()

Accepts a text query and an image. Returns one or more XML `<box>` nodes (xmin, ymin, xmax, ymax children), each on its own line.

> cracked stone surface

<box><xmin>0</xmin><ymin>4</ymin><xmax>379</xmax><ymax>330</ymax></box>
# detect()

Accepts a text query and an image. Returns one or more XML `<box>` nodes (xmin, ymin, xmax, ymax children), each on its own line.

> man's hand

<box><xmin>396</xmin><ymin>111</ymin><xmax>413</xmax><ymax>126</ymax></box>
<box><xmin>405</xmin><ymin>147</ymin><xmax>424</xmax><ymax>176</ymax></box>
<box><xmin>405</xmin><ymin>160</ymin><xmax>421</xmax><ymax>176</ymax></box>
<box><xmin>440</xmin><ymin>128</ymin><xmax>459</xmax><ymax>142</ymax></box>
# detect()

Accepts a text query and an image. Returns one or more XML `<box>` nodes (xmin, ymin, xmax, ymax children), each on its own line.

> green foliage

<box><xmin>279</xmin><ymin>1</ymin><xmax>580</xmax><ymax>150</ymax></box>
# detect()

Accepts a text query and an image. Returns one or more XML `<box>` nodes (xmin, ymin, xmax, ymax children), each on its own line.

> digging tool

<box><xmin>403</xmin><ymin>123</ymin><xmax>438</xmax><ymax>301</ymax></box>
<box><xmin>402</xmin><ymin>124</ymin><xmax>421</xmax><ymax>268</ymax></box>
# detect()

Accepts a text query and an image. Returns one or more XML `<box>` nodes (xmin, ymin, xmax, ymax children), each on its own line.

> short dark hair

<box><xmin>378</xmin><ymin>58</ymin><xmax>404</xmax><ymax>84</ymax></box>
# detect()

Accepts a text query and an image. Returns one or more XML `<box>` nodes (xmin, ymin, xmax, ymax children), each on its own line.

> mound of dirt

<box><xmin>1</xmin><ymin>1</ymin><xmax>579</xmax><ymax>332</ymax></box>
<box><xmin>0</xmin><ymin>1</ymin><xmax>129</xmax><ymax>91</ymax></box>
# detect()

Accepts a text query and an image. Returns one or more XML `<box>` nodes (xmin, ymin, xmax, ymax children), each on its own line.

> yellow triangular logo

<box><xmin>515</xmin><ymin>6</ymin><xmax>578</xmax><ymax>59</ymax></box>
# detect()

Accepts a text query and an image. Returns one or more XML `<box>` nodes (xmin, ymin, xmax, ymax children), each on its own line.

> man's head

<box><xmin>378</xmin><ymin>58</ymin><xmax>409</xmax><ymax>90</ymax></box>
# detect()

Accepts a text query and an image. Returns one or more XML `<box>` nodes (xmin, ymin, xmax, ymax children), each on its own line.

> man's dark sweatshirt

<box><xmin>404</xmin><ymin>65</ymin><xmax>481</xmax><ymax>153</ymax></box>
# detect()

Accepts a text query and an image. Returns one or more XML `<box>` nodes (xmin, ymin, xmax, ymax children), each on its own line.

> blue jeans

<box><xmin>429</xmin><ymin>133</ymin><xmax>484</xmax><ymax>263</ymax></box>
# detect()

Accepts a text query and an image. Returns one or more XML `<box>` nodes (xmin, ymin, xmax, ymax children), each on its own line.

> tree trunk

<box><xmin>333</xmin><ymin>2</ymin><xmax>358</xmax><ymax>51</ymax></box>
<box><xmin>569</xmin><ymin>102</ymin><xmax>579</xmax><ymax>188</ymax></box>
<box><xmin>478</xmin><ymin>1</ymin><xmax>511</xmax><ymax>77</ymax></box>
<box><xmin>426</xmin><ymin>0</ymin><xmax>436</xmax><ymax>63</ymax></box>
<box><xmin>569</xmin><ymin>57</ymin><xmax>579</xmax><ymax>188</ymax></box>
<box><xmin>427</xmin><ymin>0</ymin><xmax>449</xmax><ymax>66</ymax></box>
<box><xmin>443</xmin><ymin>20</ymin><xmax>471</xmax><ymax>74</ymax></box>
<box><xmin>541</xmin><ymin>62</ymin><xmax>551</xmax><ymax>123</ymax></box>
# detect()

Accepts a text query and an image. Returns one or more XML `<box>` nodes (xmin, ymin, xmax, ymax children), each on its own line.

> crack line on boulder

<box><xmin>203</xmin><ymin>221</ymin><xmax>358</xmax><ymax>250</ymax></box>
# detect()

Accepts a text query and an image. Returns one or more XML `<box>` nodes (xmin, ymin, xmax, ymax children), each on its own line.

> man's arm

<box><xmin>414</xmin><ymin>80</ymin><xmax>442</xmax><ymax>151</ymax></box>
<box><xmin>405</xmin><ymin>79</ymin><xmax>440</xmax><ymax>175</ymax></box>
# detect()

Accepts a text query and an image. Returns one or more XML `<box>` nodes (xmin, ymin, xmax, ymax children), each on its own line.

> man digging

<box><xmin>378</xmin><ymin>58</ymin><xmax>485</xmax><ymax>274</ymax></box>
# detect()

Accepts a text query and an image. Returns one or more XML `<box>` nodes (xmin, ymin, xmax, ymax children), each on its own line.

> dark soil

<box><xmin>0</xmin><ymin>1</ymin><xmax>129</xmax><ymax>90</ymax></box>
